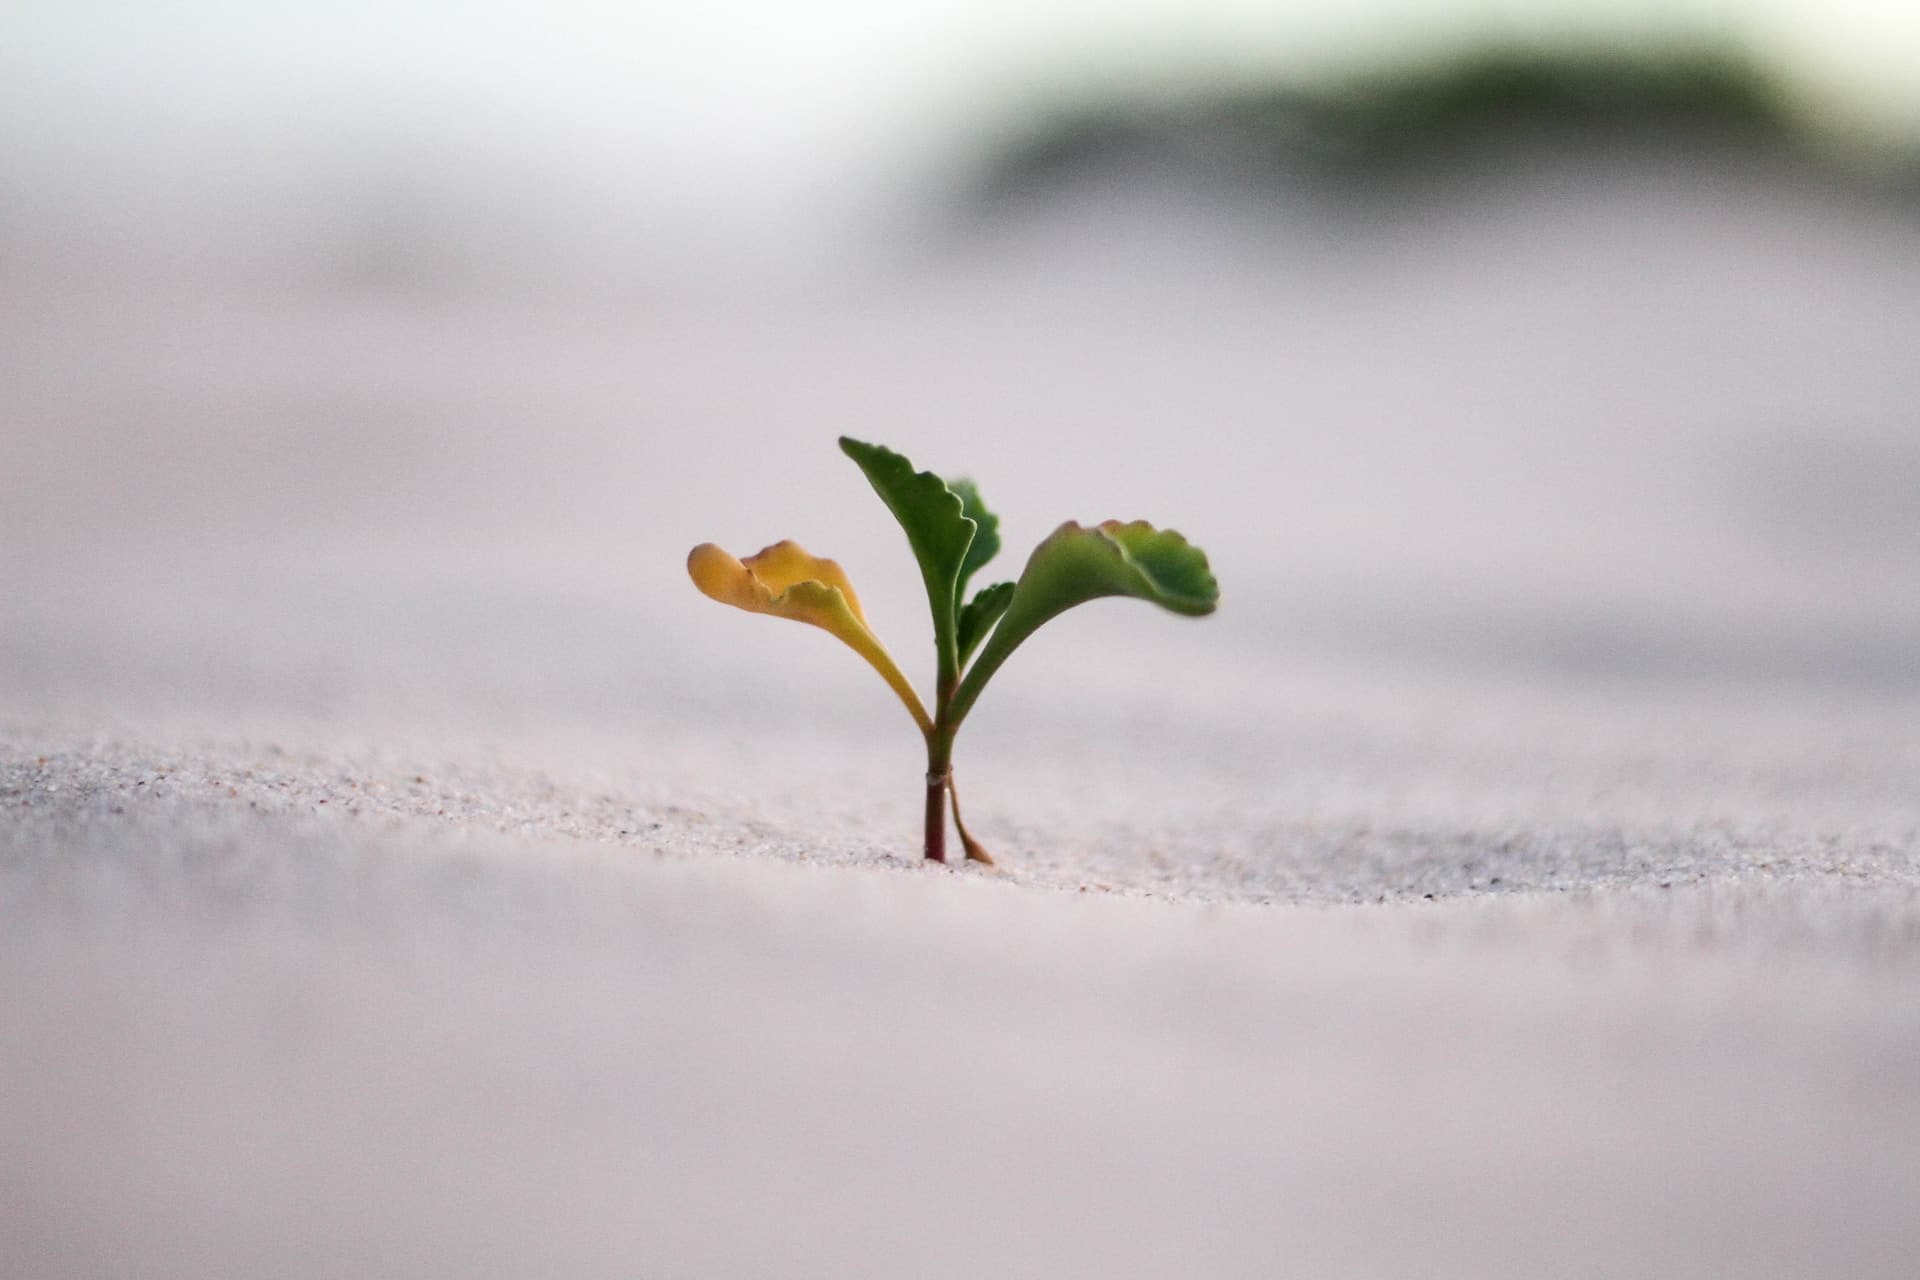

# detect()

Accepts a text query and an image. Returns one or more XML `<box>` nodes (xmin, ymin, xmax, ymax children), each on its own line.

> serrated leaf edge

<box><xmin>945</xmin><ymin>519</ymin><xmax>1217</xmax><ymax>729</ymax></box>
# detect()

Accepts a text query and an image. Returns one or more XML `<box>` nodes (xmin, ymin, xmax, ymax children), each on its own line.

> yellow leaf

<box><xmin>688</xmin><ymin>540</ymin><xmax>932</xmax><ymax>735</ymax></box>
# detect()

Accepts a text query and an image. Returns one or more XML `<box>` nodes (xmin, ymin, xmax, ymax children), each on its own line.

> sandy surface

<box><xmin>4</xmin><ymin>162</ymin><xmax>1920</xmax><ymax>1276</ymax></box>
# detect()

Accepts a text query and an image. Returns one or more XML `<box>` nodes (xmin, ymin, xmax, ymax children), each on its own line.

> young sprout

<box><xmin>689</xmin><ymin>437</ymin><xmax>1218</xmax><ymax>864</ymax></box>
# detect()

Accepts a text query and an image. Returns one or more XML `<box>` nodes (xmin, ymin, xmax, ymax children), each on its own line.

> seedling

<box><xmin>688</xmin><ymin>437</ymin><xmax>1218</xmax><ymax>864</ymax></box>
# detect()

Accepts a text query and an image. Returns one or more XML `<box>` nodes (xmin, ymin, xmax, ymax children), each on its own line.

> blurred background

<box><xmin>3</xmin><ymin>0</ymin><xmax>1918</xmax><ymax>770</ymax></box>
<box><xmin>5</xmin><ymin>1</ymin><xmax>1920</xmax><ymax>288</ymax></box>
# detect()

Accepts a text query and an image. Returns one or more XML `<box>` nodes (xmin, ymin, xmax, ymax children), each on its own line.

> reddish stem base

<box><xmin>923</xmin><ymin>770</ymin><xmax>948</xmax><ymax>863</ymax></box>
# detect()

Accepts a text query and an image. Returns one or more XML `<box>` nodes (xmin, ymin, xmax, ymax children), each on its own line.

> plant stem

<box><xmin>923</xmin><ymin>678</ymin><xmax>956</xmax><ymax>862</ymax></box>
<box><xmin>923</xmin><ymin>763</ymin><xmax>948</xmax><ymax>863</ymax></box>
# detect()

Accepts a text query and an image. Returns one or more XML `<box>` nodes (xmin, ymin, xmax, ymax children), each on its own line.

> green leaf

<box><xmin>839</xmin><ymin>437</ymin><xmax>977</xmax><ymax>680</ymax></box>
<box><xmin>948</xmin><ymin>477</ymin><xmax>1001</xmax><ymax>600</ymax></box>
<box><xmin>955</xmin><ymin>580</ymin><xmax>1014</xmax><ymax>669</ymax></box>
<box><xmin>947</xmin><ymin>520</ymin><xmax>1218</xmax><ymax>729</ymax></box>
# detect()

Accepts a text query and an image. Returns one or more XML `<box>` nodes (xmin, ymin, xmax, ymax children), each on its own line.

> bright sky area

<box><xmin>5</xmin><ymin>1</ymin><xmax>1918</xmax><ymax>276</ymax></box>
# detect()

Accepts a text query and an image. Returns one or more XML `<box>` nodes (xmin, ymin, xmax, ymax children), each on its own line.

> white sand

<box><xmin>4</xmin><ymin>164</ymin><xmax>1920</xmax><ymax>1276</ymax></box>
